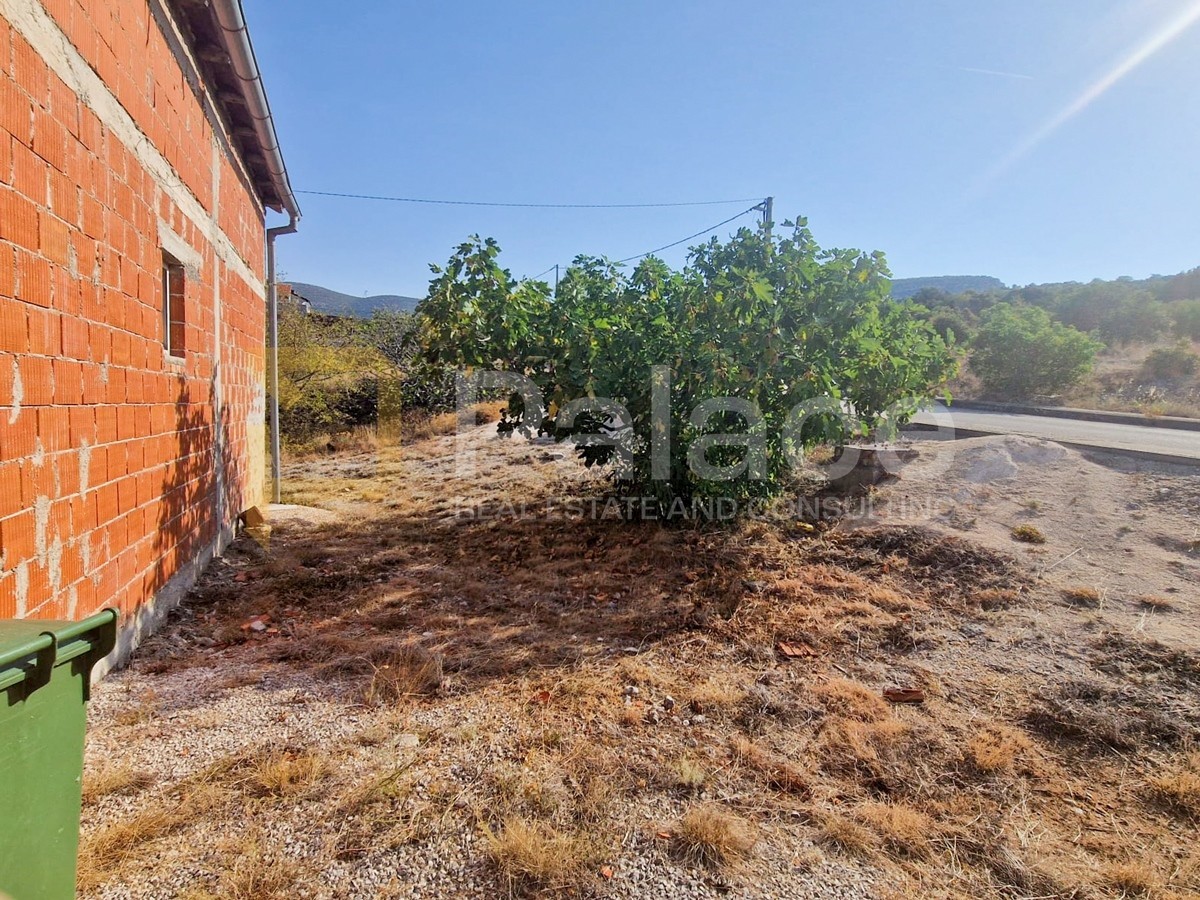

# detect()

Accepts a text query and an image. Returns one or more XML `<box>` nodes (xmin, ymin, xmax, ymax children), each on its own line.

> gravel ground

<box><xmin>83</xmin><ymin>651</ymin><xmax>880</xmax><ymax>899</ymax></box>
<box><xmin>76</xmin><ymin>430</ymin><xmax>1200</xmax><ymax>899</ymax></box>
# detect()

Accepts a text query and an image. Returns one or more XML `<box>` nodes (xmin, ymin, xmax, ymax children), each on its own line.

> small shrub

<box><xmin>1139</xmin><ymin>595</ymin><xmax>1174</xmax><ymax>612</ymax></box>
<box><xmin>1011</xmin><ymin>524</ymin><xmax>1046</xmax><ymax>544</ymax></box>
<box><xmin>970</xmin><ymin>304</ymin><xmax>1101</xmax><ymax>399</ymax></box>
<box><xmin>1143</xmin><ymin>344</ymin><xmax>1199</xmax><ymax>381</ymax></box>
<box><xmin>672</xmin><ymin>757</ymin><xmax>707</xmax><ymax>791</ymax></box>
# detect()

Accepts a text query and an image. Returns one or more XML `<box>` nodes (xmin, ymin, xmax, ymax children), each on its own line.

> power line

<box><xmin>526</xmin><ymin>202</ymin><xmax>765</xmax><ymax>279</ymax></box>
<box><xmin>295</xmin><ymin>189</ymin><xmax>764</xmax><ymax>209</ymax></box>
<box><xmin>616</xmin><ymin>204</ymin><xmax>762</xmax><ymax>263</ymax></box>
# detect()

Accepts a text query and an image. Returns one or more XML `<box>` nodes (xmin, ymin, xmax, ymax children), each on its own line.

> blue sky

<box><xmin>247</xmin><ymin>0</ymin><xmax>1200</xmax><ymax>298</ymax></box>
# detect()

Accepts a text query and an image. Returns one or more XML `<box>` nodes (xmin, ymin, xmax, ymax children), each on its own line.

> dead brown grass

<box><xmin>968</xmin><ymin>724</ymin><xmax>1034</xmax><ymax>774</ymax></box>
<box><xmin>77</xmin><ymin>781</ymin><xmax>230</xmax><ymax>891</ymax></box>
<box><xmin>855</xmin><ymin>801</ymin><xmax>934</xmax><ymax>859</ymax></box>
<box><xmin>817</xmin><ymin>811</ymin><xmax>875</xmax><ymax>857</ymax></box>
<box><xmin>245</xmin><ymin>749</ymin><xmax>329</xmax><ymax>798</ymax></box>
<box><xmin>93</xmin><ymin>424</ymin><xmax>1200</xmax><ymax>900</ymax></box>
<box><xmin>1139</xmin><ymin>594</ymin><xmax>1175</xmax><ymax>612</ymax></box>
<box><xmin>674</xmin><ymin>804</ymin><xmax>756</xmax><ymax>867</ymax></box>
<box><xmin>82</xmin><ymin>765</ymin><xmax>154</xmax><ymax>803</ymax></box>
<box><xmin>364</xmin><ymin>644</ymin><xmax>444</xmax><ymax>704</ymax></box>
<box><xmin>1148</xmin><ymin>755</ymin><xmax>1200</xmax><ymax>817</ymax></box>
<box><xmin>485</xmin><ymin>816</ymin><xmax>599</xmax><ymax>890</ymax></box>
<box><xmin>1061</xmin><ymin>585</ymin><xmax>1102</xmax><ymax>607</ymax></box>
<box><xmin>729</xmin><ymin>734</ymin><xmax>810</xmax><ymax>795</ymax></box>
<box><xmin>1102</xmin><ymin>860</ymin><xmax>1163</xmax><ymax>897</ymax></box>
<box><xmin>812</xmin><ymin>678</ymin><xmax>888</xmax><ymax>722</ymax></box>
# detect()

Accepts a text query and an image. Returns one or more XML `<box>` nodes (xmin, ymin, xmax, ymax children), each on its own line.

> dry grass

<box><xmin>485</xmin><ymin>816</ymin><xmax>599</xmax><ymax>890</ymax></box>
<box><xmin>85</xmin><ymin>425</ymin><xmax>1200</xmax><ymax>899</ymax></box>
<box><xmin>77</xmin><ymin>781</ymin><xmax>229</xmax><ymax>891</ymax></box>
<box><xmin>1103</xmin><ymin>860</ymin><xmax>1163</xmax><ymax>897</ymax></box>
<box><xmin>112</xmin><ymin>691</ymin><xmax>158</xmax><ymax>726</ymax></box>
<box><xmin>967</xmin><ymin>724</ymin><xmax>1034</xmax><ymax>774</ymax></box>
<box><xmin>1139</xmin><ymin>594</ymin><xmax>1175</xmax><ymax>612</ymax></box>
<box><xmin>855</xmin><ymin>801</ymin><xmax>933</xmax><ymax>859</ymax></box>
<box><xmin>1148</xmin><ymin>756</ymin><xmax>1200</xmax><ymax>817</ymax></box>
<box><xmin>81</xmin><ymin>764</ymin><xmax>154</xmax><ymax>803</ymax></box>
<box><xmin>1061</xmin><ymin>586</ymin><xmax>1102</xmax><ymax>607</ymax></box>
<box><xmin>673</xmin><ymin>804</ymin><xmax>756</xmax><ymax>867</ymax></box>
<box><xmin>817</xmin><ymin>811</ymin><xmax>876</xmax><ymax>857</ymax></box>
<box><xmin>215</xmin><ymin>835</ymin><xmax>304</xmax><ymax>900</ymax></box>
<box><xmin>245</xmin><ymin>749</ymin><xmax>329</xmax><ymax>798</ymax></box>
<box><xmin>364</xmin><ymin>644</ymin><xmax>444</xmax><ymax>704</ymax></box>
<box><xmin>729</xmin><ymin>734</ymin><xmax>810</xmax><ymax>795</ymax></box>
<box><xmin>812</xmin><ymin>678</ymin><xmax>888</xmax><ymax>722</ymax></box>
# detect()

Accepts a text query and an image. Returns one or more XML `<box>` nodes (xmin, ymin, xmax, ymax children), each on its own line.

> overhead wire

<box><xmin>525</xmin><ymin>203</ymin><xmax>764</xmax><ymax>280</ymax></box>
<box><xmin>295</xmin><ymin>189</ymin><xmax>763</xmax><ymax>209</ymax></box>
<box><xmin>296</xmin><ymin>187</ymin><xmax>767</xmax><ymax>283</ymax></box>
<box><xmin>615</xmin><ymin>204</ymin><xmax>763</xmax><ymax>263</ymax></box>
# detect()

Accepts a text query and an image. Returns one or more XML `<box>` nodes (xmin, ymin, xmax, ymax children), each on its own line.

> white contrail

<box><xmin>883</xmin><ymin>57</ymin><xmax>1034</xmax><ymax>81</ymax></box>
<box><xmin>973</xmin><ymin>0</ymin><xmax>1200</xmax><ymax>193</ymax></box>
<box><xmin>955</xmin><ymin>65</ymin><xmax>1035</xmax><ymax>81</ymax></box>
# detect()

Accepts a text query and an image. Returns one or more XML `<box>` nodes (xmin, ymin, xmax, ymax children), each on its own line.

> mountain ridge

<box><xmin>288</xmin><ymin>282</ymin><xmax>421</xmax><ymax>317</ymax></box>
<box><xmin>890</xmin><ymin>275</ymin><xmax>1008</xmax><ymax>298</ymax></box>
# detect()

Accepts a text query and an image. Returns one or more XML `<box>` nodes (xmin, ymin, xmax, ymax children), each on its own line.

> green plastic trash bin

<box><xmin>0</xmin><ymin>609</ymin><xmax>118</xmax><ymax>900</ymax></box>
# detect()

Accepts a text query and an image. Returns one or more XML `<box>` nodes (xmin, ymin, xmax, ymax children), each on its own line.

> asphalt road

<box><xmin>909</xmin><ymin>406</ymin><xmax>1200</xmax><ymax>463</ymax></box>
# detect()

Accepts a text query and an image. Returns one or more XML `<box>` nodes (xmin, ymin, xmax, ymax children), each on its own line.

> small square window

<box><xmin>162</xmin><ymin>254</ymin><xmax>185</xmax><ymax>359</ymax></box>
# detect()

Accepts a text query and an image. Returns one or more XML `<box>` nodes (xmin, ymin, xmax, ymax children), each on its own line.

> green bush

<box><xmin>1096</xmin><ymin>299</ymin><xmax>1171</xmax><ymax>345</ymax></box>
<box><xmin>925</xmin><ymin>308</ymin><xmax>975</xmax><ymax>345</ymax></box>
<box><xmin>1143</xmin><ymin>345</ymin><xmax>1199</xmax><ymax>381</ymax></box>
<box><xmin>970</xmin><ymin>304</ymin><xmax>1101</xmax><ymax>400</ymax></box>
<box><xmin>418</xmin><ymin>220</ymin><xmax>956</xmax><ymax>511</ymax></box>
<box><xmin>1173</xmin><ymin>300</ymin><xmax>1200</xmax><ymax>341</ymax></box>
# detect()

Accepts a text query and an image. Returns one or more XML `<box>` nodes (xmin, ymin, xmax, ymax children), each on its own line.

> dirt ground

<box><xmin>77</xmin><ymin>426</ymin><xmax>1200</xmax><ymax>899</ymax></box>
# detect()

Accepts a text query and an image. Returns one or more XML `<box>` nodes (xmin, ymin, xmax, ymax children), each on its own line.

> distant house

<box><xmin>0</xmin><ymin>0</ymin><xmax>298</xmax><ymax>663</ymax></box>
<box><xmin>277</xmin><ymin>283</ymin><xmax>312</xmax><ymax>316</ymax></box>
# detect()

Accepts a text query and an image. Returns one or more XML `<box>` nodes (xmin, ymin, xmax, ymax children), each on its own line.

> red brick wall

<box><xmin>0</xmin><ymin>0</ymin><xmax>268</xmax><ymax>624</ymax></box>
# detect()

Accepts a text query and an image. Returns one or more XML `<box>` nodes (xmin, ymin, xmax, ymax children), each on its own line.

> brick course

<box><xmin>1</xmin><ymin>0</ymin><xmax>269</xmax><ymax>623</ymax></box>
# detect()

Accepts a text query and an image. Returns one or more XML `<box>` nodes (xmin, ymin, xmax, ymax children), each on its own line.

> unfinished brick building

<box><xmin>0</xmin><ymin>0</ymin><xmax>298</xmax><ymax>662</ymax></box>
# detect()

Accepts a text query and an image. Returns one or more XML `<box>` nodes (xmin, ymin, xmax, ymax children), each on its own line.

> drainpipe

<box><xmin>266</xmin><ymin>213</ymin><xmax>298</xmax><ymax>504</ymax></box>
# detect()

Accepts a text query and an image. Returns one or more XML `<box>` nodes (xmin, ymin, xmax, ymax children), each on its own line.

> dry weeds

<box><xmin>485</xmin><ymin>816</ymin><xmax>600</xmax><ymax>891</ymax></box>
<box><xmin>81</xmin><ymin>764</ymin><xmax>154</xmax><ymax>803</ymax></box>
<box><xmin>673</xmin><ymin>804</ymin><xmax>756</xmax><ymax>867</ymax></box>
<box><xmin>80</xmin><ymin>427</ymin><xmax>1200</xmax><ymax>899</ymax></box>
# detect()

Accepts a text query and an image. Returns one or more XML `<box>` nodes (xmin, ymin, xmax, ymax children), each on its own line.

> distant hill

<box><xmin>890</xmin><ymin>276</ymin><xmax>1008</xmax><ymax>299</ymax></box>
<box><xmin>288</xmin><ymin>282</ymin><xmax>421</xmax><ymax>317</ymax></box>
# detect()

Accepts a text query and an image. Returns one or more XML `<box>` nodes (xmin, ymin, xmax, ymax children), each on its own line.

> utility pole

<box><xmin>554</xmin><ymin>264</ymin><xmax>559</xmax><ymax>295</ymax></box>
<box><xmin>759</xmin><ymin>196</ymin><xmax>773</xmax><ymax>242</ymax></box>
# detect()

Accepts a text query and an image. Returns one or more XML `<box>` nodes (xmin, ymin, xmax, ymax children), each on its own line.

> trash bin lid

<box><xmin>0</xmin><ymin>610</ymin><xmax>118</xmax><ymax>694</ymax></box>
